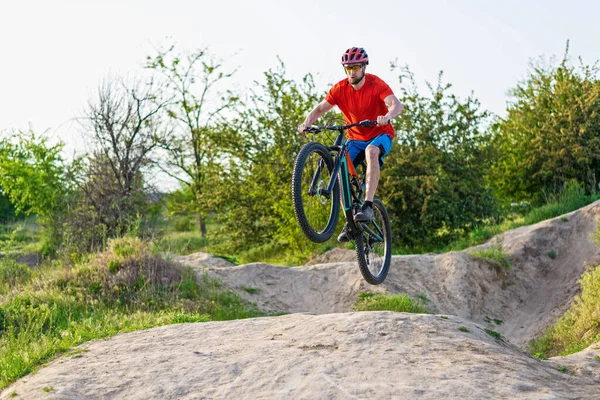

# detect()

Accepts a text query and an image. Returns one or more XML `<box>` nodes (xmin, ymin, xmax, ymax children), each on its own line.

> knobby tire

<box><xmin>355</xmin><ymin>198</ymin><xmax>392</xmax><ymax>284</ymax></box>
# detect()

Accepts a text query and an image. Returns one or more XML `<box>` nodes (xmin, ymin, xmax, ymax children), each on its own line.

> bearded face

<box><xmin>344</xmin><ymin>63</ymin><xmax>365</xmax><ymax>85</ymax></box>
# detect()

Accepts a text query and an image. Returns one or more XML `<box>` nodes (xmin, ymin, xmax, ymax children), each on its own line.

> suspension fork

<box><xmin>308</xmin><ymin>160</ymin><xmax>324</xmax><ymax>196</ymax></box>
<box><xmin>309</xmin><ymin>141</ymin><xmax>345</xmax><ymax>201</ymax></box>
<box><xmin>308</xmin><ymin>143</ymin><xmax>341</xmax><ymax>196</ymax></box>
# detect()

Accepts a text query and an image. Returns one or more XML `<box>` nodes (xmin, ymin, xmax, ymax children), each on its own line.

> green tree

<box><xmin>145</xmin><ymin>44</ymin><xmax>238</xmax><ymax>236</ymax></box>
<box><xmin>0</xmin><ymin>130</ymin><xmax>68</xmax><ymax>217</ymax></box>
<box><xmin>490</xmin><ymin>45</ymin><xmax>600</xmax><ymax>203</ymax></box>
<box><xmin>380</xmin><ymin>67</ymin><xmax>498</xmax><ymax>247</ymax></box>
<box><xmin>0</xmin><ymin>130</ymin><xmax>71</xmax><ymax>254</ymax></box>
<box><xmin>212</xmin><ymin>61</ymin><xmax>328</xmax><ymax>258</ymax></box>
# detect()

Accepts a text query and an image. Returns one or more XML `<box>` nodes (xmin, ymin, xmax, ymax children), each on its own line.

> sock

<box><xmin>362</xmin><ymin>201</ymin><xmax>373</xmax><ymax>210</ymax></box>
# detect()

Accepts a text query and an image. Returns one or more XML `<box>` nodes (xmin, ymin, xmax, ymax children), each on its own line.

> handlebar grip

<box><xmin>358</xmin><ymin>119</ymin><xmax>378</xmax><ymax>126</ymax></box>
<box><xmin>303</xmin><ymin>126</ymin><xmax>321</xmax><ymax>133</ymax></box>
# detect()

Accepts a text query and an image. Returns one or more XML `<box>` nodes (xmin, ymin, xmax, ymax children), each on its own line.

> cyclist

<box><xmin>298</xmin><ymin>47</ymin><xmax>404</xmax><ymax>242</ymax></box>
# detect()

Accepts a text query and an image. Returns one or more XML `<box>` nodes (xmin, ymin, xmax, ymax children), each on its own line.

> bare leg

<box><xmin>364</xmin><ymin>145</ymin><xmax>380</xmax><ymax>202</ymax></box>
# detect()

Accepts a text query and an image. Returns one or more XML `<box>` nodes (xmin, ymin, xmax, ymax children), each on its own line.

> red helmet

<box><xmin>341</xmin><ymin>47</ymin><xmax>369</xmax><ymax>65</ymax></box>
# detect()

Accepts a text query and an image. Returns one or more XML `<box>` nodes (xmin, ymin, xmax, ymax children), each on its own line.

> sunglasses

<box><xmin>344</xmin><ymin>64</ymin><xmax>363</xmax><ymax>72</ymax></box>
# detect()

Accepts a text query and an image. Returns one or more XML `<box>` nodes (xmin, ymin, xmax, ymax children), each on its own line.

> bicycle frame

<box><xmin>310</xmin><ymin>131</ymin><xmax>379</xmax><ymax>241</ymax></box>
<box><xmin>303</xmin><ymin>119</ymin><xmax>385</xmax><ymax>242</ymax></box>
<box><xmin>326</xmin><ymin>131</ymin><xmax>361</xmax><ymax>211</ymax></box>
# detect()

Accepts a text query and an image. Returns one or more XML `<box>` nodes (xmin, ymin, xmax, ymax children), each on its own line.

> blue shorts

<box><xmin>347</xmin><ymin>134</ymin><xmax>393</xmax><ymax>167</ymax></box>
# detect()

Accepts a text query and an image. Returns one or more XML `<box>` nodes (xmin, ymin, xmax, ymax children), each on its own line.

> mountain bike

<box><xmin>292</xmin><ymin>120</ymin><xmax>392</xmax><ymax>285</ymax></box>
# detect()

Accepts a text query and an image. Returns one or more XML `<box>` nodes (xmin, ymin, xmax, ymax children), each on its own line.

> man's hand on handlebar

<box><xmin>298</xmin><ymin>122</ymin><xmax>310</xmax><ymax>134</ymax></box>
<box><xmin>376</xmin><ymin>115</ymin><xmax>390</xmax><ymax>126</ymax></box>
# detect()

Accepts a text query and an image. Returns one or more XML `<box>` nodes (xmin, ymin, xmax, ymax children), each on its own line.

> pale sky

<box><xmin>1</xmin><ymin>0</ymin><xmax>598</xmax><ymax>160</ymax></box>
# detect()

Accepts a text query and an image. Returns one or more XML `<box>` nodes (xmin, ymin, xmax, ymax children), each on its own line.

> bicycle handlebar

<box><xmin>303</xmin><ymin>119</ymin><xmax>378</xmax><ymax>134</ymax></box>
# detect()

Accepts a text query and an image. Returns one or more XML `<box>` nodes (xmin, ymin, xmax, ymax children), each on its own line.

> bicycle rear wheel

<box><xmin>355</xmin><ymin>198</ymin><xmax>392</xmax><ymax>284</ymax></box>
<box><xmin>292</xmin><ymin>142</ymin><xmax>340</xmax><ymax>243</ymax></box>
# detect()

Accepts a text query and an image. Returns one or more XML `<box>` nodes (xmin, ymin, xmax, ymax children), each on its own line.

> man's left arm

<box><xmin>378</xmin><ymin>94</ymin><xmax>404</xmax><ymax>126</ymax></box>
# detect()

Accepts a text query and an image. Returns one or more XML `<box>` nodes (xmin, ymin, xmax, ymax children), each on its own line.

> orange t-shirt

<box><xmin>325</xmin><ymin>73</ymin><xmax>395</xmax><ymax>141</ymax></box>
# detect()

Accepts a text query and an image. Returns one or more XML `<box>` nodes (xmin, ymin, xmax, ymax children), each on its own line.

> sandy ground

<box><xmin>3</xmin><ymin>201</ymin><xmax>600</xmax><ymax>399</ymax></box>
<box><xmin>3</xmin><ymin>313</ymin><xmax>600</xmax><ymax>400</ymax></box>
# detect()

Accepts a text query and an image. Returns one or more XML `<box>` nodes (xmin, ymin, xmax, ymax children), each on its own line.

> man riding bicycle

<box><xmin>298</xmin><ymin>47</ymin><xmax>404</xmax><ymax>242</ymax></box>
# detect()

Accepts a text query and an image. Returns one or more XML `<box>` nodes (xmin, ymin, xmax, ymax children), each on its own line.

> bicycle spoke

<box><xmin>300</xmin><ymin>150</ymin><xmax>335</xmax><ymax>234</ymax></box>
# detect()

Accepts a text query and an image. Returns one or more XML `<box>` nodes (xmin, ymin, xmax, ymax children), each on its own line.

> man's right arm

<box><xmin>298</xmin><ymin>100</ymin><xmax>334</xmax><ymax>133</ymax></box>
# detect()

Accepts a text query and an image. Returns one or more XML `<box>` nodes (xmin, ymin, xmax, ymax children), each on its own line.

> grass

<box><xmin>529</xmin><ymin>258</ymin><xmax>600</xmax><ymax>358</ymax></box>
<box><xmin>0</xmin><ymin>237</ymin><xmax>265</xmax><ymax>391</ymax></box>
<box><xmin>484</xmin><ymin>316</ymin><xmax>503</xmax><ymax>325</ymax></box>
<box><xmin>353</xmin><ymin>292</ymin><xmax>429</xmax><ymax>314</ymax></box>
<box><xmin>468</xmin><ymin>238</ymin><xmax>511</xmax><ymax>269</ymax></box>
<box><xmin>241</xmin><ymin>286</ymin><xmax>260</xmax><ymax>295</ymax></box>
<box><xmin>484</xmin><ymin>328</ymin><xmax>504</xmax><ymax>340</ymax></box>
<box><xmin>235</xmin><ymin>237</ymin><xmax>341</xmax><ymax>267</ymax></box>
<box><xmin>153</xmin><ymin>231</ymin><xmax>211</xmax><ymax>256</ymax></box>
<box><xmin>0</xmin><ymin>256</ymin><xmax>32</xmax><ymax>296</ymax></box>
<box><xmin>416</xmin><ymin>293</ymin><xmax>430</xmax><ymax>303</ymax></box>
<box><xmin>458</xmin><ymin>326</ymin><xmax>470</xmax><ymax>333</ymax></box>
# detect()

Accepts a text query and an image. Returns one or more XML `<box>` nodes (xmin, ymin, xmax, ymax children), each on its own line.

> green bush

<box><xmin>490</xmin><ymin>48</ymin><xmax>600</xmax><ymax>202</ymax></box>
<box><xmin>0</xmin><ymin>192</ymin><xmax>16</xmax><ymax>223</ymax></box>
<box><xmin>380</xmin><ymin>66</ymin><xmax>498</xmax><ymax>249</ymax></box>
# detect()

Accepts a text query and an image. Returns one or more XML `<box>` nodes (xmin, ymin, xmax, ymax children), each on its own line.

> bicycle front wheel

<box><xmin>292</xmin><ymin>142</ymin><xmax>340</xmax><ymax>243</ymax></box>
<box><xmin>355</xmin><ymin>198</ymin><xmax>392</xmax><ymax>284</ymax></box>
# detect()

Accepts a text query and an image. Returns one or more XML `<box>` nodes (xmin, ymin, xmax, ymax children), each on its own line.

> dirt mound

<box><xmin>172</xmin><ymin>252</ymin><xmax>234</xmax><ymax>268</ymax></box>
<box><xmin>206</xmin><ymin>261</ymin><xmax>381</xmax><ymax>315</ymax></box>
<box><xmin>2</xmin><ymin>312</ymin><xmax>598</xmax><ymax>400</ymax></box>
<box><xmin>304</xmin><ymin>247</ymin><xmax>356</xmax><ymax>265</ymax></box>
